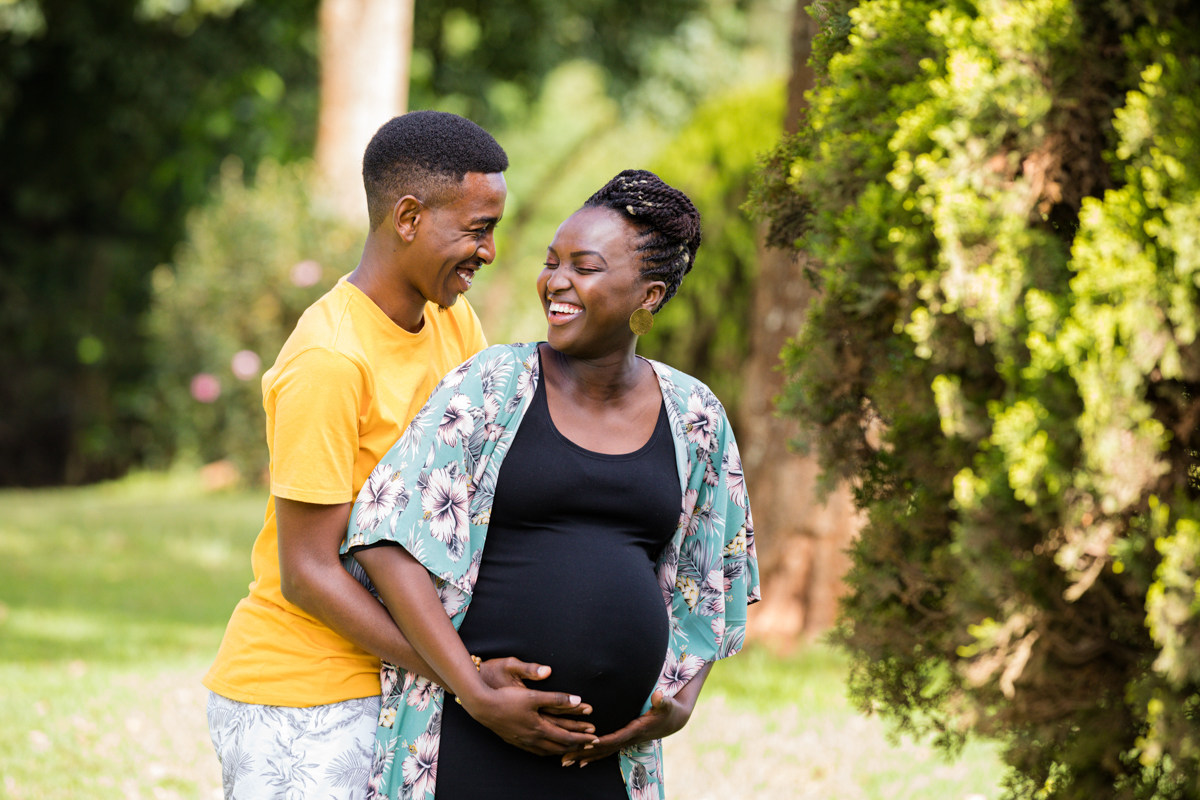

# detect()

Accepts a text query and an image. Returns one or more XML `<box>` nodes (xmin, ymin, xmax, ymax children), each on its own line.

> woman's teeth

<box><xmin>549</xmin><ymin>302</ymin><xmax>582</xmax><ymax>316</ymax></box>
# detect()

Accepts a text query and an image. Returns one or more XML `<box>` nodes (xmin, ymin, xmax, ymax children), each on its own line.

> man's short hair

<box><xmin>362</xmin><ymin>111</ymin><xmax>509</xmax><ymax>230</ymax></box>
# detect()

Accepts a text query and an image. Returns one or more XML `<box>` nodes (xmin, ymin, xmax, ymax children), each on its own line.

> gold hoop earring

<box><xmin>629</xmin><ymin>308</ymin><xmax>654</xmax><ymax>335</ymax></box>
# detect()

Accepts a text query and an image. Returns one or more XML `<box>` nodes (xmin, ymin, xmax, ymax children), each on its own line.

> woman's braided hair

<box><xmin>583</xmin><ymin>169</ymin><xmax>701</xmax><ymax>312</ymax></box>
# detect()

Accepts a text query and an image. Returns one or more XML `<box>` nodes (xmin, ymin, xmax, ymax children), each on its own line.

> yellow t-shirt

<box><xmin>203</xmin><ymin>276</ymin><xmax>487</xmax><ymax>707</ymax></box>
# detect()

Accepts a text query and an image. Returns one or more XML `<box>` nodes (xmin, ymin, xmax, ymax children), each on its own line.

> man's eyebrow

<box><xmin>469</xmin><ymin>215</ymin><xmax>501</xmax><ymax>226</ymax></box>
<box><xmin>570</xmin><ymin>250</ymin><xmax>608</xmax><ymax>264</ymax></box>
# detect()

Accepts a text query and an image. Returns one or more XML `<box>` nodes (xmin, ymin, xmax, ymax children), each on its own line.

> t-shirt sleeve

<box><xmin>267</xmin><ymin>347</ymin><xmax>364</xmax><ymax>505</ymax></box>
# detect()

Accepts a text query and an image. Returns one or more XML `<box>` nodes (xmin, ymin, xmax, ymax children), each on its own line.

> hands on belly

<box><xmin>557</xmin><ymin>660</ymin><xmax>715</xmax><ymax>767</ymax></box>
<box><xmin>472</xmin><ymin>656</ymin><xmax>601</xmax><ymax>756</ymax></box>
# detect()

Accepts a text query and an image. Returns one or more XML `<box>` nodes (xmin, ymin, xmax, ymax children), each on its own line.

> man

<box><xmin>203</xmin><ymin>112</ymin><xmax>592</xmax><ymax>799</ymax></box>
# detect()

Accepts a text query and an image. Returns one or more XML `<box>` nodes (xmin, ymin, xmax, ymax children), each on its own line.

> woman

<box><xmin>342</xmin><ymin>169</ymin><xmax>759</xmax><ymax>800</ymax></box>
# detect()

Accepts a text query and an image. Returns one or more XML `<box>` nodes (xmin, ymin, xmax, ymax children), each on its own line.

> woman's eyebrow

<box><xmin>570</xmin><ymin>250</ymin><xmax>608</xmax><ymax>265</ymax></box>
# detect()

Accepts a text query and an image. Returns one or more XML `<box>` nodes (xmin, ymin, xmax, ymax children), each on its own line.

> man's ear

<box><xmin>392</xmin><ymin>196</ymin><xmax>423</xmax><ymax>243</ymax></box>
<box><xmin>641</xmin><ymin>280</ymin><xmax>667</xmax><ymax>312</ymax></box>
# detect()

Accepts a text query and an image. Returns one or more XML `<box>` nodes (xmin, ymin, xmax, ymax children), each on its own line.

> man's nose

<box><xmin>475</xmin><ymin>231</ymin><xmax>496</xmax><ymax>264</ymax></box>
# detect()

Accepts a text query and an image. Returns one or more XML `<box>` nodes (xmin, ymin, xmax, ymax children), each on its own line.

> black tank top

<box><xmin>436</xmin><ymin>359</ymin><xmax>679</xmax><ymax>799</ymax></box>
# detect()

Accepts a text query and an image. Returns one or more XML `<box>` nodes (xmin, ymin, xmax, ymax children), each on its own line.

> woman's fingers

<box><xmin>528</xmin><ymin>689</ymin><xmax>592</xmax><ymax>716</ymax></box>
<box><xmin>541</xmin><ymin>715</ymin><xmax>595</xmax><ymax>734</ymax></box>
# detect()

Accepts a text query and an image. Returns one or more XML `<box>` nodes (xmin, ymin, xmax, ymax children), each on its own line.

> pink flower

<box><xmin>189</xmin><ymin>373</ymin><xmax>221</xmax><ymax>403</ymax></box>
<box><xmin>230</xmin><ymin>350</ymin><xmax>261</xmax><ymax>381</ymax></box>
<box><xmin>290</xmin><ymin>260</ymin><xmax>322</xmax><ymax>287</ymax></box>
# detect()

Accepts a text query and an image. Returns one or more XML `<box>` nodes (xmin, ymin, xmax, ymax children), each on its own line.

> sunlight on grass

<box><xmin>0</xmin><ymin>471</ymin><xmax>1010</xmax><ymax>799</ymax></box>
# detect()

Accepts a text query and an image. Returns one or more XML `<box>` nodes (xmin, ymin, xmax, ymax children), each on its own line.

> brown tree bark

<box><xmin>743</xmin><ymin>1</ymin><xmax>861</xmax><ymax>645</ymax></box>
<box><xmin>314</xmin><ymin>0</ymin><xmax>414</xmax><ymax>222</ymax></box>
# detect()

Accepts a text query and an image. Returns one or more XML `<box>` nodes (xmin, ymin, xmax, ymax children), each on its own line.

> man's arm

<box><xmin>275</xmin><ymin>496</ymin><xmax>443</xmax><ymax>681</ymax></box>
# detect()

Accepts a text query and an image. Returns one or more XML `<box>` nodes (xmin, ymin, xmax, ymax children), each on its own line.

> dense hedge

<box><xmin>755</xmin><ymin>0</ymin><xmax>1200</xmax><ymax>796</ymax></box>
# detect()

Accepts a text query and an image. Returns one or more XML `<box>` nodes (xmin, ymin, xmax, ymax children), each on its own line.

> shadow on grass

<box><xmin>0</xmin><ymin>471</ymin><xmax>265</xmax><ymax>664</ymax></box>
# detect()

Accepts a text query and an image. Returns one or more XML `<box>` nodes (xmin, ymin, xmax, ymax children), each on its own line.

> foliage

<box><xmin>148</xmin><ymin>158</ymin><xmax>360</xmax><ymax>481</ymax></box>
<box><xmin>408</xmin><ymin>0</ymin><xmax>707</xmax><ymax>128</ymax></box>
<box><xmin>0</xmin><ymin>0</ymin><xmax>319</xmax><ymax>485</ymax></box>
<box><xmin>753</xmin><ymin>0</ymin><xmax>1200</xmax><ymax>796</ymax></box>
<box><xmin>640</xmin><ymin>81</ymin><xmax>785</xmax><ymax>420</ymax></box>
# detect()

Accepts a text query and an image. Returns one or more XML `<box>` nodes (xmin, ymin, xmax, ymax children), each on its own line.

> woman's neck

<box><xmin>540</xmin><ymin>342</ymin><xmax>647</xmax><ymax>406</ymax></box>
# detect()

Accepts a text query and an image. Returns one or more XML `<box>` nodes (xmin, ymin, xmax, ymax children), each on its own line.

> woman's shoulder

<box><xmin>645</xmin><ymin>358</ymin><xmax>723</xmax><ymax>407</ymax></box>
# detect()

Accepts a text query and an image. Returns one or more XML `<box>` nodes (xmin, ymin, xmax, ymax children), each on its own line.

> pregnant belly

<box><xmin>455</xmin><ymin>531</ymin><xmax>669</xmax><ymax>735</ymax></box>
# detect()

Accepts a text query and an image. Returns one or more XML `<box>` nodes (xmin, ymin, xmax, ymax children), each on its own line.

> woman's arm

<box><xmin>354</xmin><ymin>544</ymin><xmax>600</xmax><ymax>756</ymax></box>
<box><xmin>559</xmin><ymin>661</ymin><xmax>715</xmax><ymax>767</ymax></box>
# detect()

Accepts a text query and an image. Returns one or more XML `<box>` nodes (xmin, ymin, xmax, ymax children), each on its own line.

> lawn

<box><xmin>0</xmin><ymin>471</ymin><xmax>1008</xmax><ymax>799</ymax></box>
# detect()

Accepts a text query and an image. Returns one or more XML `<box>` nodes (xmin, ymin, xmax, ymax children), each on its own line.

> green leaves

<box><xmin>756</xmin><ymin>0</ymin><xmax>1200</xmax><ymax>796</ymax></box>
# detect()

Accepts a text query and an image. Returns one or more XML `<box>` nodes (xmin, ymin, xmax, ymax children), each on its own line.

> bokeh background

<box><xmin>6</xmin><ymin>0</ymin><xmax>1200</xmax><ymax>798</ymax></box>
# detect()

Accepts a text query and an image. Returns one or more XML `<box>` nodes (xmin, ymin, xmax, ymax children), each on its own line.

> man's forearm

<box><xmin>283</xmin><ymin>557</ymin><xmax>446</xmax><ymax>685</ymax></box>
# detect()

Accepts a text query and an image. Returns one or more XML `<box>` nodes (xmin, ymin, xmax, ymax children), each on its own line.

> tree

<box><xmin>314</xmin><ymin>0</ymin><xmax>413</xmax><ymax>221</ymax></box>
<box><xmin>739</xmin><ymin>0</ymin><xmax>861</xmax><ymax>642</ymax></box>
<box><xmin>755</xmin><ymin>0</ymin><xmax>1200</xmax><ymax>796</ymax></box>
<box><xmin>0</xmin><ymin>0</ymin><xmax>319</xmax><ymax>485</ymax></box>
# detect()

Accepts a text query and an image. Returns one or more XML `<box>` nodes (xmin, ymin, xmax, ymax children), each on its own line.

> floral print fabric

<box><xmin>340</xmin><ymin>343</ymin><xmax>760</xmax><ymax>800</ymax></box>
<box><xmin>206</xmin><ymin>690</ymin><xmax>380</xmax><ymax>800</ymax></box>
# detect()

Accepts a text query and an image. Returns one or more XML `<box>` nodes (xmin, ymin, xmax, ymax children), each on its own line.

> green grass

<box><xmin>0</xmin><ymin>471</ymin><xmax>1009</xmax><ymax>799</ymax></box>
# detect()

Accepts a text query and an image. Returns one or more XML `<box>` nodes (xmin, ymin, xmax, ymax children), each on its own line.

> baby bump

<box><xmin>455</xmin><ymin>530</ymin><xmax>669</xmax><ymax>735</ymax></box>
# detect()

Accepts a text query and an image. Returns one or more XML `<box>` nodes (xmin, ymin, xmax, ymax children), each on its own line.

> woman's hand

<box><xmin>559</xmin><ymin>661</ymin><xmax>715</xmax><ymax>767</ymax></box>
<box><xmin>557</xmin><ymin>690</ymin><xmax>687</xmax><ymax>767</ymax></box>
<box><xmin>478</xmin><ymin>657</ymin><xmax>599</xmax><ymax>742</ymax></box>
<box><xmin>459</xmin><ymin>683</ymin><xmax>599</xmax><ymax>756</ymax></box>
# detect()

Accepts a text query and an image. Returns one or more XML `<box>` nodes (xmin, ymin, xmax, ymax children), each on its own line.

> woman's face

<box><xmin>537</xmin><ymin>206</ymin><xmax>665</xmax><ymax>358</ymax></box>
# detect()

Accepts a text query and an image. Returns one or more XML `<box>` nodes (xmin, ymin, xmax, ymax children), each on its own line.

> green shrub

<box><xmin>754</xmin><ymin>1</ymin><xmax>1200</xmax><ymax>796</ymax></box>
<box><xmin>148</xmin><ymin>158</ymin><xmax>360</xmax><ymax>481</ymax></box>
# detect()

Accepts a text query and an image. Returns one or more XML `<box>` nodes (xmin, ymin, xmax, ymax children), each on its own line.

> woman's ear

<box><xmin>641</xmin><ymin>280</ymin><xmax>667</xmax><ymax>312</ymax></box>
<box><xmin>392</xmin><ymin>196</ymin><xmax>423</xmax><ymax>242</ymax></box>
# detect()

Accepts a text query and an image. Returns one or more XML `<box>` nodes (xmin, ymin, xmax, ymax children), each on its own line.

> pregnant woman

<box><xmin>342</xmin><ymin>170</ymin><xmax>759</xmax><ymax>800</ymax></box>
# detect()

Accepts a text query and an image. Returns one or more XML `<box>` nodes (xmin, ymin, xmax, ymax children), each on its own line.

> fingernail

<box><xmin>538</xmin><ymin>666</ymin><xmax>550</xmax><ymax>677</ymax></box>
<box><xmin>562</xmin><ymin>760</ymin><xmax>574</xmax><ymax>767</ymax></box>
<box><xmin>569</xmin><ymin>695</ymin><xmax>581</xmax><ymax>705</ymax></box>
<box><xmin>584</xmin><ymin>744</ymin><xmax>594</xmax><ymax>750</ymax></box>
<box><xmin>580</xmin><ymin>761</ymin><xmax>589</xmax><ymax>768</ymax></box>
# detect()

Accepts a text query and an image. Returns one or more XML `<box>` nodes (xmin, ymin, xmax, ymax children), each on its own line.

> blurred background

<box><xmin>2</xmin><ymin>1</ymin><xmax>941</xmax><ymax>798</ymax></box>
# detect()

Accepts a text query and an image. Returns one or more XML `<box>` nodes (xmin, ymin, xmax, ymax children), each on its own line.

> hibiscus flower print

<box><xmin>401</xmin><ymin>732</ymin><xmax>438</xmax><ymax>799</ymax></box>
<box><xmin>682</xmin><ymin>387</ymin><xmax>718</xmax><ymax>452</ymax></box>
<box><xmin>723</xmin><ymin>441</ymin><xmax>747</xmax><ymax>508</ymax></box>
<box><xmin>379</xmin><ymin>705</ymin><xmax>397</xmax><ymax>728</ymax></box>
<box><xmin>678</xmin><ymin>489</ymin><xmax>698</xmax><ymax>534</ymax></box>
<box><xmin>506</xmin><ymin>352</ymin><xmax>539</xmax><ymax>413</ymax></box>
<box><xmin>435</xmin><ymin>575</ymin><xmax>467</xmax><ymax>617</ymax></box>
<box><xmin>405</xmin><ymin>676</ymin><xmax>435</xmax><ymax>711</ymax></box>
<box><xmin>437</xmin><ymin>394</ymin><xmax>475</xmax><ymax>447</ymax></box>
<box><xmin>421</xmin><ymin>466</ymin><xmax>470</xmax><ymax>561</ymax></box>
<box><xmin>657</xmin><ymin>541</ymin><xmax>679</xmax><ymax>608</ymax></box>
<box><xmin>354</xmin><ymin>464</ymin><xmax>410</xmax><ymax>532</ymax></box>
<box><xmin>657</xmin><ymin>651</ymin><xmax>705</xmax><ymax>695</ymax></box>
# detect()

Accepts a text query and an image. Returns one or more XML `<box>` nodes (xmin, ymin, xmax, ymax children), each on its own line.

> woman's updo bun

<box><xmin>583</xmin><ymin>169</ymin><xmax>701</xmax><ymax>312</ymax></box>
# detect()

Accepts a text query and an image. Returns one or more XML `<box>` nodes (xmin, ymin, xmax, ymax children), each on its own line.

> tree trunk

<box><xmin>314</xmin><ymin>0</ymin><xmax>414</xmax><ymax>223</ymax></box>
<box><xmin>743</xmin><ymin>1</ymin><xmax>862</xmax><ymax>645</ymax></box>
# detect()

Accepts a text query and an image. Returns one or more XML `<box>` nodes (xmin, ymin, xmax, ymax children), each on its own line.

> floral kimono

<box><xmin>340</xmin><ymin>342</ymin><xmax>760</xmax><ymax>800</ymax></box>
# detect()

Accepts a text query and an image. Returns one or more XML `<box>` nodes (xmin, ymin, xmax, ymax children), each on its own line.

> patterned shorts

<box><xmin>206</xmin><ymin>691</ymin><xmax>381</xmax><ymax>800</ymax></box>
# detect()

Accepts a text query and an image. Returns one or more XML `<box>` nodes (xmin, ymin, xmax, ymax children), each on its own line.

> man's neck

<box><xmin>347</xmin><ymin>234</ymin><xmax>427</xmax><ymax>333</ymax></box>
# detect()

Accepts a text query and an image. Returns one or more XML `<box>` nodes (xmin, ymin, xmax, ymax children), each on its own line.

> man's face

<box><xmin>408</xmin><ymin>171</ymin><xmax>507</xmax><ymax>310</ymax></box>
